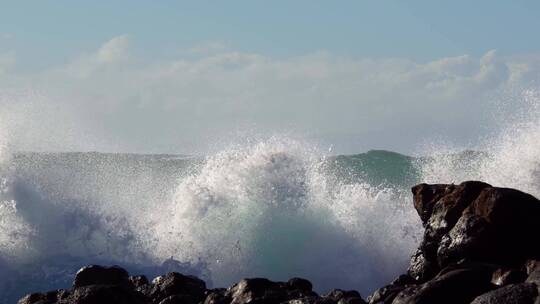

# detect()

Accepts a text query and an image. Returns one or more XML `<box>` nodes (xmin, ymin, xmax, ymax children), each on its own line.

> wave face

<box><xmin>0</xmin><ymin>139</ymin><xmax>423</xmax><ymax>302</ymax></box>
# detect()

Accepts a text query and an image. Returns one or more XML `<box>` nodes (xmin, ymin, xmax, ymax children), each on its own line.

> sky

<box><xmin>1</xmin><ymin>1</ymin><xmax>540</xmax><ymax>154</ymax></box>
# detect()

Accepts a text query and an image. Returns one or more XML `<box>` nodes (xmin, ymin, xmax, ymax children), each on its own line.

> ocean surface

<box><xmin>1</xmin><ymin>125</ymin><xmax>539</xmax><ymax>303</ymax></box>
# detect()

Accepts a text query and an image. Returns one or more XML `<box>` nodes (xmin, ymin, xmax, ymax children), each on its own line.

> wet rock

<box><xmin>367</xmin><ymin>275</ymin><xmax>415</xmax><ymax>304</ymax></box>
<box><xmin>525</xmin><ymin>260</ymin><xmax>540</xmax><ymax>285</ymax></box>
<box><xmin>470</xmin><ymin>283</ymin><xmax>538</xmax><ymax>304</ymax></box>
<box><xmin>491</xmin><ymin>268</ymin><xmax>527</xmax><ymax>286</ymax></box>
<box><xmin>59</xmin><ymin>285</ymin><xmax>146</xmax><ymax>304</ymax></box>
<box><xmin>409</xmin><ymin>181</ymin><xmax>491</xmax><ymax>282</ymax></box>
<box><xmin>227</xmin><ymin>278</ymin><xmax>287</xmax><ymax>304</ymax></box>
<box><xmin>143</xmin><ymin>272</ymin><xmax>206</xmax><ymax>303</ymax></box>
<box><xmin>407</xmin><ymin>249</ymin><xmax>437</xmax><ymax>282</ymax></box>
<box><xmin>324</xmin><ymin>289</ymin><xmax>365</xmax><ymax>304</ymax></box>
<box><xmin>392</xmin><ymin>263</ymin><xmax>494</xmax><ymax>304</ymax></box>
<box><xmin>438</xmin><ymin>187</ymin><xmax>540</xmax><ymax>266</ymax></box>
<box><xmin>73</xmin><ymin>265</ymin><xmax>130</xmax><ymax>288</ymax></box>
<box><xmin>287</xmin><ymin>278</ymin><xmax>313</xmax><ymax>293</ymax></box>
<box><xmin>129</xmin><ymin>275</ymin><xmax>149</xmax><ymax>288</ymax></box>
<box><xmin>158</xmin><ymin>294</ymin><xmax>198</xmax><ymax>304</ymax></box>
<box><xmin>204</xmin><ymin>289</ymin><xmax>230</xmax><ymax>304</ymax></box>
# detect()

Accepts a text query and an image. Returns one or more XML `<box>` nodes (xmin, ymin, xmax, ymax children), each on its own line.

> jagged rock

<box><xmin>367</xmin><ymin>275</ymin><xmax>415</xmax><ymax>304</ymax></box>
<box><xmin>323</xmin><ymin>289</ymin><xmax>365</xmax><ymax>304</ymax></box>
<box><xmin>525</xmin><ymin>260</ymin><xmax>540</xmax><ymax>285</ymax></box>
<box><xmin>470</xmin><ymin>283</ymin><xmax>538</xmax><ymax>304</ymax></box>
<box><xmin>158</xmin><ymin>294</ymin><xmax>198</xmax><ymax>304</ymax></box>
<box><xmin>143</xmin><ymin>272</ymin><xmax>206</xmax><ymax>303</ymax></box>
<box><xmin>17</xmin><ymin>290</ymin><xmax>69</xmax><ymax>304</ymax></box>
<box><xmin>407</xmin><ymin>249</ymin><xmax>437</xmax><ymax>282</ymax></box>
<box><xmin>130</xmin><ymin>275</ymin><xmax>149</xmax><ymax>288</ymax></box>
<box><xmin>491</xmin><ymin>268</ymin><xmax>527</xmax><ymax>286</ymax></box>
<box><xmin>227</xmin><ymin>278</ymin><xmax>287</xmax><ymax>304</ymax></box>
<box><xmin>73</xmin><ymin>265</ymin><xmax>130</xmax><ymax>288</ymax></box>
<box><xmin>287</xmin><ymin>278</ymin><xmax>313</xmax><ymax>293</ymax></box>
<box><xmin>392</xmin><ymin>263</ymin><xmax>494</xmax><ymax>304</ymax></box>
<box><xmin>204</xmin><ymin>289</ymin><xmax>230</xmax><ymax>304</ymax></box>
<box><xmin>59</xmin><ymin>285</ymin><xmax>146</xmax><ymax>304</ymax></box>
<box><xmin>438</xmin><ymin>186</ymin><xmax>540</xmax><ymax>266</ymax></box>
<box><xmin>409</xmin><ymin>181</ymin><xmax>491</xmax><ymax>282</ymax></box>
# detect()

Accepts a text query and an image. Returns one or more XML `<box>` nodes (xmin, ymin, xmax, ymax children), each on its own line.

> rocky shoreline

<box><xmin>18</xmin><ymin>181</ymin><xmax>540</xmax><ymax>304</ymax></box>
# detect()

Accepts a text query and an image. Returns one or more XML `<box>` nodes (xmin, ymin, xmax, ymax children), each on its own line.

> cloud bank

<box><xmin>0</xmin><ymin>36</ymin><xmax>539</xmax><ymax>154</ymax></box>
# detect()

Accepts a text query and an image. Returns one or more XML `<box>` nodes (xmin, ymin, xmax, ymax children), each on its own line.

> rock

<box><xmin>491</xmin><ymin>268</ymin><xmax>527</xmax><ymax>286</ymax></box>
<box><xmin>337</xmin><ymin>297</ymin><xmax>367</xmax><ymax>304</ymax></box>
<box><xmin>411</xmin><ymin>183</ymin><xmax>456</xmax><ymax>225</ymax></box>
<box><xmin>18</xmin><ymin>289</ymin><xmax>71</xmax><ymax>304</ymax></box>
<box><xmin>409</xmin><ymin>182</ymin><xmax>491</xmax><ymax>282</ymax></box>
<box><xmin>407</xmin><ymin>249</ymin><xmax>437</xmax><ymax>282</ymax></box>
<box><xmin>470</xmin><ymin>283</ymin><xmax>538</xmax><ymax>304</ymax></box>
<box><xmin>324</xmin><ymin>289</ymin><xmax>365</xmax><ymax>304</ymax></box>
<box><xmin>143</xmin><ymin>272</ymin><xmax>206</xmax><ymax>303</ymax></box>
<box><xmin>158</xmin><ymin>294</ymin><xmax>198</xmax><ymax>304</ymax></box>
<box><xmin>438</xmin><ymin>186</ymin><xmax>540</xmax><ymax>266</ymax></box>
<box><xmin>227</xmin><ymin>278</ymin><xmax>287</xmax><ymax>304</ymax></box>
<box><xmin>525</xmin><ymin>260</ymin><xmax>540</xmax><ymax>285</ymax></box>
<box><xmin>287</xmin><ymin>278</ymin><xmax>313</xmax><ymax>292</ymax></box>
<box><xmin>204</xmin><ymin>289</ymin><xmax>230</xmax><ymax>304</ymax></box>
<box><xmin>367</xmin><ymin>275</ymin><xmax>415</xmax><ymax>304</ymax></box>
<box><xmin>129</xmin><ymin>275</ymin><xmax>149</xmax><ymax>288</ymax></box>
<box><xmin>58</xmin><ymin>285</ymin><xmax>146</xmax><ymax>304</ymax></box>
<box><xmin>73</xmin><ymin>265</ymin><xmax>130</xmax><ymax>288</ymax></box>
<box><xmin>392</xmin><ymin>263</ymin><xmax>494</xmax><ymax>304</ymax></box>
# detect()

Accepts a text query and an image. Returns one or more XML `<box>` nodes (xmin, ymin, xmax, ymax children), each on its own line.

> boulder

<box><xmin>58</xmin><ymin>285</ymin><xmax>146</xmax><ymax>304</ymax></box>
<box><xmin>143</xmin><ymin>272</ymin><xmax>206</xmax><ymax>303</ymax></box>
<box><xmin>491</xmin><ymin>268</ymin><xmax>527</xmax><ymax>286</ymax></box>
<box><xmin>73</xmin><ymin>265</ymin><xmax>130</xmax><ymax>288</ymax></box>
<box><xmin>392</xmin><ymin>263</ymin><xmax>494</xmax><ymax>304</ymax></box>
<box><xmin>470</xmin><ymin>283</ymin><xmax>538</xmax><ymax>304</ymax></box>
<box><xmin>227</xmin><ymin>278</ymin><xmax>287</xmax><ymax>304</ymax></box>
<box><xmin>438</xmin><ymin>187</ymin><xmax>540</xmax><ymax>266</ymax></box>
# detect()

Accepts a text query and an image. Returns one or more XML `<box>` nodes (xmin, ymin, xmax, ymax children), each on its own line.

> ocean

<box><xmin>0</xmin><ymin>122</ymin><xmax>539</xmax><ymax>302</ymax></box>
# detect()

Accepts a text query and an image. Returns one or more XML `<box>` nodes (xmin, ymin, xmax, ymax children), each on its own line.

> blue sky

<box><xmin>3</xmin><ymin>1</ymin><xmax>540</xmax><ymax>67</ymax></box>
<box><xmin>1</xmin><ymin>1</ymin><xmax>540</xmax><ymax>154</ymax></box>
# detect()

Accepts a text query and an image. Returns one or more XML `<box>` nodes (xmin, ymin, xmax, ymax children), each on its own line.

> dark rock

<box><xmin>392</xmin><ymin>263</ymin><xmax>494</xmax><ymax>304</ymax></box>
<box><xmin>367</xmin><ymin>284</ymin><xmax>407</xmax><ymax>304</ymax></box>
<box><xmin>411</xmin><ymin>183</ymin><xmax>456</xmax><ymax>225</ymax></box>
<box><xmin>286</xmin><ymin>297</ymin><xmax>329</xmax><ymax>304</ymax></box>
<box><xmin>409</xmin><ymin>181</ymin><xmax>491</xmax><ymax>282</ymax></box>
<box><xmin>470</xmin><ymin>283</ymin><xmax>538</xmax><ymax>304</ymax></box>
<box><xmin>73</xmin><ymin>265</ymin><xmax>130</xmax><ymax>288</ymax></box>
<box><xmin>227</xmin><ymin>278</ymin><xmax>286</xmax><ymax>304</ymax></box>
<box><xmin>204</xmin><ymin>289</ymin><xmax>230</xmax><ymax>304</ymax></box>
<box><xmin>407</xmin><ymin>249</ymin><xmax>437</xmax><ymax>282</ymax></box>
<box><xmin>491</xmin><ymin>268</ymin><xmax>527</xmax><ymax>286</ymax></box>
<box><xmin>323</xmin><ymin>289</ymin><xmax>365</xmax><ymax>304</ymax></box>
<box><xmin>337</xmin><ymin>297</ymin><xmax>367</xmax><ymax>304</ymax></box>
<box><xmin>18</xmin><ymin>290</ymin><xmax>70</xmax><ymax>304</ymax></box>
<box><xmin>438</xmin><ymin>187</ymin><xmax>540</xmax><ymax>266</ymax></box>
<box><xmin>143</xmin><ymin>272</ymin><xmax>206</xmax><ymax>303</ymax></box>
<box><xmin>368</xmin><ymin>275</ymin><xmax>415</xmax><ymax>304</ymax></box>
<box><xmin>525</xmin><ymin>260</ymin><xmax>540</xmax><ymax>285</ymax></box>
<box><xmin>158</xmin><ymin>294</ymin><xmax>198</xmax><ymax>304</ymax></box>
<box><xmin>129</xmin><ymin>275</ymin><xmax>149</xmax><ymax>288</ymax></box>
<box><xmin>58</xmin><ymin>285</ymin><xmax>146</xmax><ymax>304</ymax></box>
<box><xmin>287</xmin><ymin>278</ymin><xmax>313</xmax><ymax>292</ymax></box>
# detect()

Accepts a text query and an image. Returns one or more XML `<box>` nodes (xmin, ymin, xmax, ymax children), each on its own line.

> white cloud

<box><xmin>1</xmin><ymin>38</ymin><xmax>540</xmax><ymax>154</ymax></box>
<box><xmin>97</xmin><ymin>35</ymin><xmax>130</xmax><ymax>64</ymax></box>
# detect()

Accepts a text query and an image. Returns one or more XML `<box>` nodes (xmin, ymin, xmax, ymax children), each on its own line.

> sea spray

<box><xmin>0</xmin><ymin>139</ymin><xmax>422</xmax><ymax>303</ymax></box>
